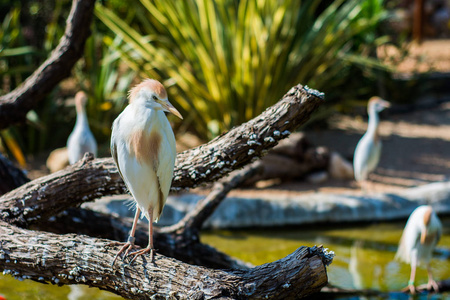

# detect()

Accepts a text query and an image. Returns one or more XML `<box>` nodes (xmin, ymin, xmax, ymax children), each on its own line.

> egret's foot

<box><xmin>427</xmin><ymin>279</ymin><xmax>439</xmax><ymax>293</ymax></box>
<box><xmin>128</xmin><ymin>247</ymin><xmax>155</xmax><ymax>264</ymax></box>
<box><xmin>109</xmin><ymin>236</ymin><xmax>136</xmax><ymax>266</ymax></box>
<box><xmin>408</xmin><ymin>284</ymin><xmax>417</xmax><ymax>294</ymax></box>
<box><xmin>401</xmin><ymin>284</ymin><xmax>417</xmax><ymax>294</ymax></box>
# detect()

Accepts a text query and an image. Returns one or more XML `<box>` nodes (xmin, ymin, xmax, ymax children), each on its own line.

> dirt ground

<box><xmin>228</xmin><ymin>101</ymin><xmax>449</xmax><ymax>199</ymax></box>
<box><xmin>378</xmin><ymin>39</ymin><xmax>450</xmax><ymax>73</ymax></box>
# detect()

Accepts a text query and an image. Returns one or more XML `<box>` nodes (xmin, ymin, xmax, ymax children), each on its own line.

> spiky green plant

<box><xmin>98</xmin><ymin>0</ymin><xmax>387</xmax><ymax>139</ymax></box>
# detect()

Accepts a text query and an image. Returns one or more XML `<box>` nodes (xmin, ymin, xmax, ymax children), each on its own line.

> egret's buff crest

<box><xmin>128</xmin><ymin>79</ymin><xmax>168</xmax><ymax>102</ymax></box>
<box><xmin>368</xmin><ymin>96</ymin><xmax>381</xmax><ymax>104</ymax></box>
<box><xmin>75</xmin><ymin>91</ymin><xmax>88</xmax><ymax>111</ymax></box>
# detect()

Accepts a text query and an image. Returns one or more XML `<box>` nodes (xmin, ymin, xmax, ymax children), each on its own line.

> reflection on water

<box><xmin>1</xmin><ymin>218</ymin><xmax>449</xmax><ymax>299</ymax></box>
<box><xmin>202</xmin><ymin>218</ymin><xmax>450</xmax><ymax>300</ymax></box>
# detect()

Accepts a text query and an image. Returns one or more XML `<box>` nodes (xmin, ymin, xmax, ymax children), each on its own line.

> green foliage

<box><xmin>96</xmin><ymin>0</ymin><xmax>390</xmax><ymax>139</ymax></box>
<box><xmin>0</xmin><ymin>7</ymin><xmax>42</xmax><ymax>91</ymax></box>
<box><xmin>0</xmin><ymin>3</ymin><xmax>69</xmax><ymax>160</ymax></box>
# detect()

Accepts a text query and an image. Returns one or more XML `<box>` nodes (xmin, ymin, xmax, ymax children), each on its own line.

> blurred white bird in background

<box><xmin>353</xmin><ymin>96</ymin><xmax>390</xmax><ymax>191</ymax></box>
<box><xmin>67</xmin><ymin>91</ymin><xmax>97</xmax><ymax>164</ymax></box>
<box><xmin>110</xmin><ymin>79</ymin><xmax>182</xmax><ymax>264</ymax></box>
<box><xmin>396</xmin><ymin>205</ymin><xmax>442</xmax><ymax>294</ymax></box>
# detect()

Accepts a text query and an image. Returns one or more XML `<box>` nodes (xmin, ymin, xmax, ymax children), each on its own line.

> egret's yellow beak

<box><xmin>420</xmin><ymin>228</ymin><xmax>428</xmax><ymax>244</ymax></box>
<box><xmin>161</xmin><ymin>100</ymin><xmax>183</xmax><ymax>119</ymax></box>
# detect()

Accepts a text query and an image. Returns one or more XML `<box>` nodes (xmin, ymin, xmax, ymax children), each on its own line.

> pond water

<box><xmin>202</xmin><ymin>217</ymin><xmax>450</xmax><ymax>300</ymax></box>
<box><xmin>1</xmin><ymin>218</ymin><xmax>449</xmax><ymax>299</ymax></box>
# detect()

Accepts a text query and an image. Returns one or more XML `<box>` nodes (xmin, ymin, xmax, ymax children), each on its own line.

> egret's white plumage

<box><xmin>67</xmin><ymin>91</ymin><xmax>97</xmax><ymax>164</ymax></box>
<box><xmin>396</xmin><ymin>205</ymin><xmax>442</xmax><ymax>293</ymax></box>
<box><xmin>353</xmin><ymin>97</ymin><xmax>390</xmax><ymax>185</ymax></box>
<box><xmin>110</xmin><ymin>79</ymin><xmax>182</xmax><ymax>263</ymax></box>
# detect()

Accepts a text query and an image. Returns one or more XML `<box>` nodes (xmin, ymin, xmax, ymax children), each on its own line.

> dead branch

<box><xmin>0</xmin><ymin>0</ymin><xmax>95</xmax><ymax>129</ymax></box>
<box><xmin>160</xmin><ymin>161</ymin><xmax>264</xmax><ymax>235</ymax></box>
<box><xmin>0</xmin><ymin>220</ymin><xmax>331</xmax><ymax>299</ymax></box>
<box><xmin>244</xmin><ymin>133</ymin><xmax>330</xmax><ymax>185</ymax></box>
<box><xmin>0</xmin><ymin>84</ymin><xmax>324</xmax><ymax>227</ymax></box>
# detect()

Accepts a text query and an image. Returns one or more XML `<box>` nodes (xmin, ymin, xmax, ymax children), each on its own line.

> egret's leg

<box><xmin>408</xmin><ymin>261</ymin><xmax>417</xmax><ymax>294</ymax></box>
<box><xmin>129</xmin><ymin>207</ymin><xmax>155</xmax><ymax>264</ymax></box>
<box><xmin>110</xmin><ymin>207</ymin><xmax>141</xmax><ymax>266</ymax></box>
<box><xmin>427</xmin><ymin>264</ymin><xmax>439</xmax><ymax>292</ymax></box>
<box><xmin>359</xmin><ymin>180</ymin><xmax>369</xmax><ymax>194</ymax></box>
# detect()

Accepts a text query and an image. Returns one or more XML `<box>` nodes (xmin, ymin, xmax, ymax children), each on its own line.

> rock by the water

<box><xmin>86</xmin><ymin>182</ymin><xmax>450</xmax><ymax>229</ymax></box>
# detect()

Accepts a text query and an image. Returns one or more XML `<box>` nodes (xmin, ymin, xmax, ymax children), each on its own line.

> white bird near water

<box><xmin>67</xmin><ymin>91</ymin><xmax>97</xmax><ymax>164</ymax></box>
<box><xmin>396</xmin><ymin>205</ymin><xmax>442</xmax><ymax>294</ymax></box>
<box><xmin>353</xmin><ymin>97</ymin><xmax>390</xmax><ymax>190</ymax></box>
<box><xmin>110</xmin><ymin>79</ymin><xmax>182</xmax><ymax>264</ymax></box>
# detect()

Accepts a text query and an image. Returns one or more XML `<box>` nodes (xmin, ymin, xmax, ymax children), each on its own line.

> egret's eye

<box><xmin>152</xmin><ymin>95</ymin><xmax>158</xmax><ymax>101</ymax></box>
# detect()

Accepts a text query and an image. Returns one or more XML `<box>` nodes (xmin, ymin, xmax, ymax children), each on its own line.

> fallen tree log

<box><xmin>243</xmin><ymin>133</ymin><xmax>330</xmax><ymax>185</ymax></box>
<box><xmin>0</xmin><ymin>219</ymin><xmax>331</xmax><ymax>299</ymax></box>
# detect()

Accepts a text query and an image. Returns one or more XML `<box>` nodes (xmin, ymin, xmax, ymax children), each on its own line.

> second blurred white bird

<box><xmin>353</xmin><ymin>97</ymin><xmax>390</xmax><ymax>189</ymax></box>
<box><xmin>396</xmin><ymin>205</ymin><xmax>442</xmax><ymax>294</ymax></box>
<box><xmin>110</xmin><ymin>79</ymin><xmax>182</xmax><ymax>264</ymax></box>
<box><xmin>67</xmin><ymin>91</ymin><xmax>97</xmax><ymax>164</ymax></box>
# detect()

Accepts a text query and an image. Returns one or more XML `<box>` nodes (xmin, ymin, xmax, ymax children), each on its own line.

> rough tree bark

<box><xmin>0</xmin><ymin>0</ymin><xmax>95</xmax><ymax>129</ymax></box>
<box><xmin>0</xmin><ymin>219</ymin><xmax>331</xmax><ymax>299</ymax></box>
<box><xmin>0</xmin><ymin>84</ymin><xmax>333</xmax><ymax>299</ymax></box>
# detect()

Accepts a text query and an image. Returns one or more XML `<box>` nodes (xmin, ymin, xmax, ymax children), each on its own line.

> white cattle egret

<box><xmin>67</xmin><ymin>91</ymin><xmax>97</xmax><ymax>164</ymax></box>
<box><xmin>110</xmin><ymin>79</ymin><xmax>182</xmax><ymax>264</ymax></box>
<box><xmin>353</xmin><ymin>97</ymin><xmax>390</xmax><ymax>190</ymax></box>
<box><xmin>396</xmin><ymin>205</ymin><xmax>442</xmax><ymax>294</ymax></box>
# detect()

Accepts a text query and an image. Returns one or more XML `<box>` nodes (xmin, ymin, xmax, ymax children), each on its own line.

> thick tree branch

<box><xmin>0</xmin><ymin>84</ymin><xmax>324</xmax><ymax>227</ymax></box>
<box><xmin>38</xmin><ymin>208</ymin><xmax>252</xmax><ymax>270</ymax></box>
<box><xmin>34</xmin><ymin>162</ymin><xmax>264</xmax><ymax>270</ymax></box>
<box><xmin>0</xmin><ymin>220</ymin><xmax>331</xmax><ymax>299</ymax></box>
<box><xmin>161</xmin><ymin>161</ymin><xmax>264</xmax><ymax>235</ymax></box>
<box><xmin>0</xmin><ymin>0</ymin><xmax>95</xmax><ymax>129</ymax></box>
<box><xmin>0</xmin><ymin>154</ymin><xmax>127</xmax><ymax>227</ymax></box>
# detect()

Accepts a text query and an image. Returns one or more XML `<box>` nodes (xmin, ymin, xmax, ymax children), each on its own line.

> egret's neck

<box><xmin>366</xmin><ymin>107</ymin><xmax>380</xmax><ymax>136</ymax></box>
<box><xmin>75</xmin><ymin>105</ymin><xmax>89</xmax><ymax>128</ymax></box>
